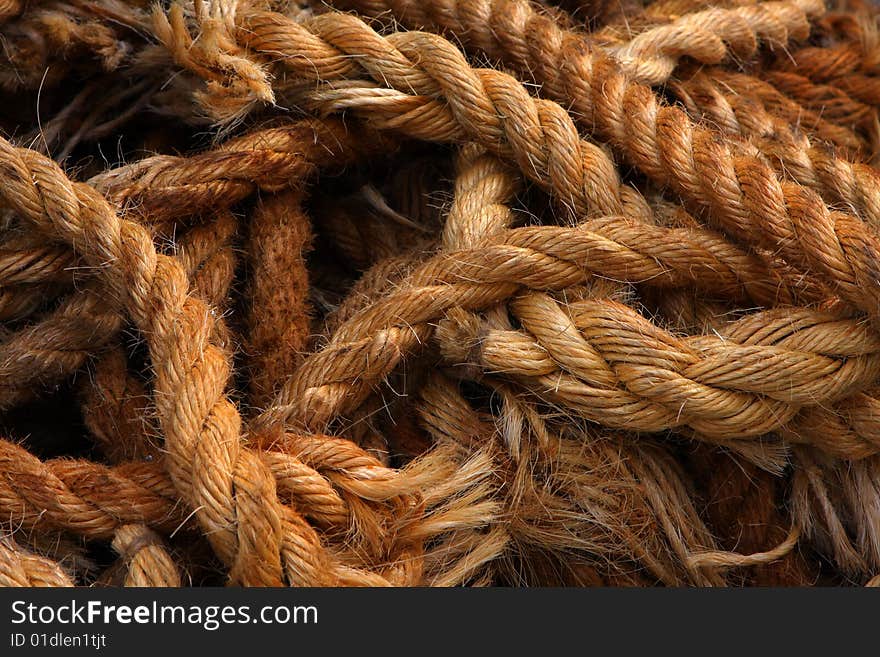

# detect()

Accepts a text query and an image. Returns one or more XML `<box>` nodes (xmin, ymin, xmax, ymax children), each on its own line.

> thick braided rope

<box><xmin>807</xmin><ymin>70</ymin><xmax>880</xmax><ymax>109</ymax></box>
<box><xmin>439</xmin><ymin>292</ymin><xmax>880</xmax><ymax>454</ymax></box>
<box><xmin>239</xmin><ymin>11</ymin><xmax>657</xmax><ymax>223</ymax></box>
<box><xmin>0</xmin><ymin>119</ymin><xmax>387</xmax><ymax>412</ymax></box>
<box><xmin>83</xmin><ymin>210</ymin><xmax>239</xmax><ymax>464</ymax></box>
<box><xmin>443</xmin><ymin>143</ymin><xmax>520</xmax><ymax>250</ymax></box>
<box><xmin>422</xmin><ymin>147</ymin><xmax>742</xmax><ymax>583</ymax></box>
<box><xmin>0</xmin><ymin>137</ymin><xmax>361</xmax><ymax>586</ymax></box>
<box><xmin>607</xmin><ymin>0</ymin><xmax>823</xmax><ymax>85</ymax></box>
<box><xmin>770</xmin><ymin>15</ymin><xmax>880</xmax><ymax>83</ymax></box>
<box><xmin>234</xmin><ymin>13</ymin><xmax>838</xmax><ymax>309</ymax></box>
<box><xmin>669</xmin><ymin>69</ymin><xmax>880</xmax><ymax>230</ymax></box>
<box><xmin>0</xmin><ymin>536</ymin><xmax>74</xmax><ymax>587</ymax></box>
<box><xmin>239</xmin><ymin>190</ymin><xmax>446</xmax><ymax>576</ymax></box>
<box><xmin>259</xmin><ymin>218</ymin><xmax>824</xmax><ymax>431</ymax></box>
<box><xmin>1</xmin><ymin>407</ymin><xmax>446</xmax><ymax>583</ymax></box>
<box><xmin>175</xmin><ymin>210</ymin><xmax>239</xmax><ymax>314</ymax></box>
<box><xmin>0</xmin><ymin>211</ymin><xmax>235</xmax><ymax>415</ymax></box>
<box><xmin>90</xmin><ymin>119</ymin><xmax>395</xmax><ymax>223</ymax></box>
<box><xmin>671</xmin><ymin>68</ymin><xmax>866</xmax><ymax>154</ymax></box>
<box><xmin>0</xmin><ymin>121</ymin><xmax>381</xmax><ymax>403</ymax></box>
<box><xmin>421</xmin><ymin>145</ymin><xmax>518</xmax><ymax>584</ymax></box>
<box><xmin>1</xmin><ymin>121</ymin><xmax>385</xmax><ymax>290</ymax></box>
<box><xmin>0</xmin><ymin>435</ymin><xmax>398</xmax><ymax>548</ymax></box>
<box><xmin>82</xmin><ymin>41</ymin><xmax>824</xmax><ymax>310</ymax></box>
<box><xmin>289</xmin><ymin>2</ymin><xmax>880</xmax><ymax>322</ymax></box>
<box><xmin>780</xmin><ymin>387</ymin><xmax>880</xmax><ymax>459</ymax></box>
<box><xmin>111</xmin><ymin>524</ymin><xmax>181</xmax><ymax>587</ymax></box>
<box><xmin>107</xmin><ymin>189</ymin><xmax>449</xmax><ymax>575</ymax></box>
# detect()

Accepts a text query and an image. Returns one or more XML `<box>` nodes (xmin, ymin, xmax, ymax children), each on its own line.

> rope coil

<box><xmin>1</xmin><ymin>0</ymin><xmax>879</xmax><ymax>586</ymax></box>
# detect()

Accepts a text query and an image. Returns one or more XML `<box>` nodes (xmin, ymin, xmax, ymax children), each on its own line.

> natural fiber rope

<box><xmin>0</xmin><ymin>136</ymin><xmax>386</xmax><ymax>586</ymax></box>
<box><xmin>246</xmin><ymin>190</ymin><xmax>314</xmax><ymax>409</ymax></box>
<box><xmin>111</xmin><ymin>524</ymin><xmax>181</xmax><ymax>587</ymax></box>
<box><xmin>0</xmin><ymin>535</ymin><xmax>75</xmax><ymax>587</ymax></box>
<box><xmin>607</xmin><ymin>0</ymin><xmax>823</xmax><ymax>85</ymax></box>
<box><xmin>259</xmin><ymin>228</ymin><xmax>780</xmax><ymax>428</ymax></box>
<box><xmin>441</xmin><ymin>292</ymin><xmax>880</xmax><ymax>455</ymax></box>
<box><xmin>280</xmin><ymin>4</ymin><xmax>880</xmax><ymax>322</ymax></box>
<box><xmin>0</xmin><ymin>118</ymin><xmax>381</xmax><ymax>411</ymax></box>
<box><xmin>91</xmin><ymin>119</ymin><xmax>395</xmax><ymax>222</ymax></box>
<box><xmin>670</xmin><ymin>68</ymin><xmax>867</xmax><ymax>153</ymax></box>
<box><xmin>429</xmin><ymin>145</ymin><xmax>730</xmax><ymax>586</ymax></box>
<box><xmin>0</xmin><ymin>430</ymin><xmax>466</xmax><ymax>569</ymax></box>
<box><xmin>87</xmin><ymin>113</ymin><xmax>812</xmax><ymax>310</ymax></box>
<box><xmin>2</xmin><ymin>0</ymin><xmax>880</xmax><ymax>588</ymax></box>
<box><xmin>0</xmin><ymin>285</ymin><xmax>122</xmax><ymax>409</ymax></box>
<box><xmin>83</xmin><ymin>210</ymin><xmax>238</xmax><ymax>464</ymax></box>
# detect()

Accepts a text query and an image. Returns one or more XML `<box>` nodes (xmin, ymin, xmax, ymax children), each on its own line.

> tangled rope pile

<box><xmin>2</xmin><ymin>0</ymin><xmax>880</xmax><ymax>587</ymax></box>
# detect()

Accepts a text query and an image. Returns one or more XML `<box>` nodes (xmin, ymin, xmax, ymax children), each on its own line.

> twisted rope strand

<box><xmin>0</xmin><ymin>137</ymin><xmax>356</xmax><ymax>586</ymax></box>
<box><xmin>441</xmin><ymin>291</ymin><xmax>880</xmax><ymax>455</ymax></box>
<box><xmin>111</xmin><ymin>524</ymin><xmax>181</xmax><ymax>587</ymax></box>
<box><xmin>608</xmin><ymin>0</ymin><xmax>823</xmax><ymax>85</ymax></box>
<box><xmin>260</xmin><ymin>219</ymin><xmax>824</xmax><ymax>431</ymax></box>
<box><xmin>288</xmin><ymin>3</ymin><xmax>880</xmax><ymax>322</ymax></box>
<box><xmin>0</xmin><ymin>435</ymin><xmax>413</xmax><ymax>550</ymax></box>
<box><xmin>90</xmin><ymin>118</ymin><xmax>395</xmax><ymax>223</ymax></box>
<box><xmin>83</xmin><ymin>210</ymin><xmax>238</xmax><ymax>465</ymax></box>
<box><xmin>667</xmin><ymin>69</ymin><xmax>880</xmax><ymax>237</ymax></box>
<box><xmin>0</xmin><ymin>535</ymin><xmax>75</xmax><ymax>586</ymax></box>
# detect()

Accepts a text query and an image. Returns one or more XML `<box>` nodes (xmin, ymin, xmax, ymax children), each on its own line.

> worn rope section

<box><xmin>268</xmin><ymin>5</ymin><xmax>880</xmax><ymax>322</ymax></box>
<box><xmin>246</xmin><ymin>190</ymin><xmax>314</xmax><ymax>409</ymax></box>
<box><xmin>257</xmin><ymin>220</ymin><xmax>849</xmax><ymax>438</ymax></box>
<box><xmin>606</xmin><ymin>0</ymin><xmax>823</xmax><ymax>85</ymax></box>
<box><xmin>0</xmin><ymin>135</ymin><xmax>387</xmax><ymax>586</ymax></box>
<box><xmin>0</xmin><ymin>535</ymin><xmax>75</xmax><ymax>587</ymax></box>
<box><xmin>442</xmin><ymin>293</ymin><xmax>880</xmax><ymax>455</ymax></box>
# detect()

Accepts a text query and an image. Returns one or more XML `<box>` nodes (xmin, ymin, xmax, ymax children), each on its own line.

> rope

<box><xmin>3</xmin><ymin>0</ymin><xmax>880</xmax><ymax>587</ymax></box>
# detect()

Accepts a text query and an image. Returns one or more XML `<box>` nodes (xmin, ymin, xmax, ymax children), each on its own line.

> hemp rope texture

<box><xmin>277</xmin><ymin>4</ymin><xmax>880</xmax><ymax>321</ymax></box>
<box><xmin>2</xmin><ymin>0</ymin><xmax>880</xmax><ymax>586</ymax></box>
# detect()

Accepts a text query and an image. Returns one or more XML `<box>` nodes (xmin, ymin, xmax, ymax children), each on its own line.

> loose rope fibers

<box><xmin>1</xmin><ymin>0</ymin><xmax>880</xmax><ymax>586</ymax></box>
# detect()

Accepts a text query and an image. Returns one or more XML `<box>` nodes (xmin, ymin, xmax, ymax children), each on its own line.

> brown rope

<box><xmin>3</xmin><ymin>0</ymin><xmax>880</xmax><ymax>589</ymax></box>
<box><xmin>0</xmin><ymin>137</ymin><xmax>368</xmax><ymax>586</ymax></box>
<box><xmin>111</xmin><ymin>524</ymin><xmax>181</xmax><ymax>587</ymax></box>
<box><xmin>442</xmin><ymin>293</ymin><xmax>880</xmax><ymax>455</ymax></box>
<box><xmin>606</xmin><ymin>0</ymin><xmax>823</xmax><ymax>85</ymax></box>
<box><xmin>0</xmin><ymin>535</ymin><xmax>74</xmax><ymax>587</ymax></box>
<box><xmin>246</xmin><ymin>191</ymin><xmax>314</xmax><ymax>409</ymax></box>
<box><xmin>284</xmin><ymin>3</ymin><xmax>880</xmax><ymax>323</ymax></box>
<box><xmin>258</xmin><ymin>220</ymin><xmax>859</xmax><ymax>441</ymax></box>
